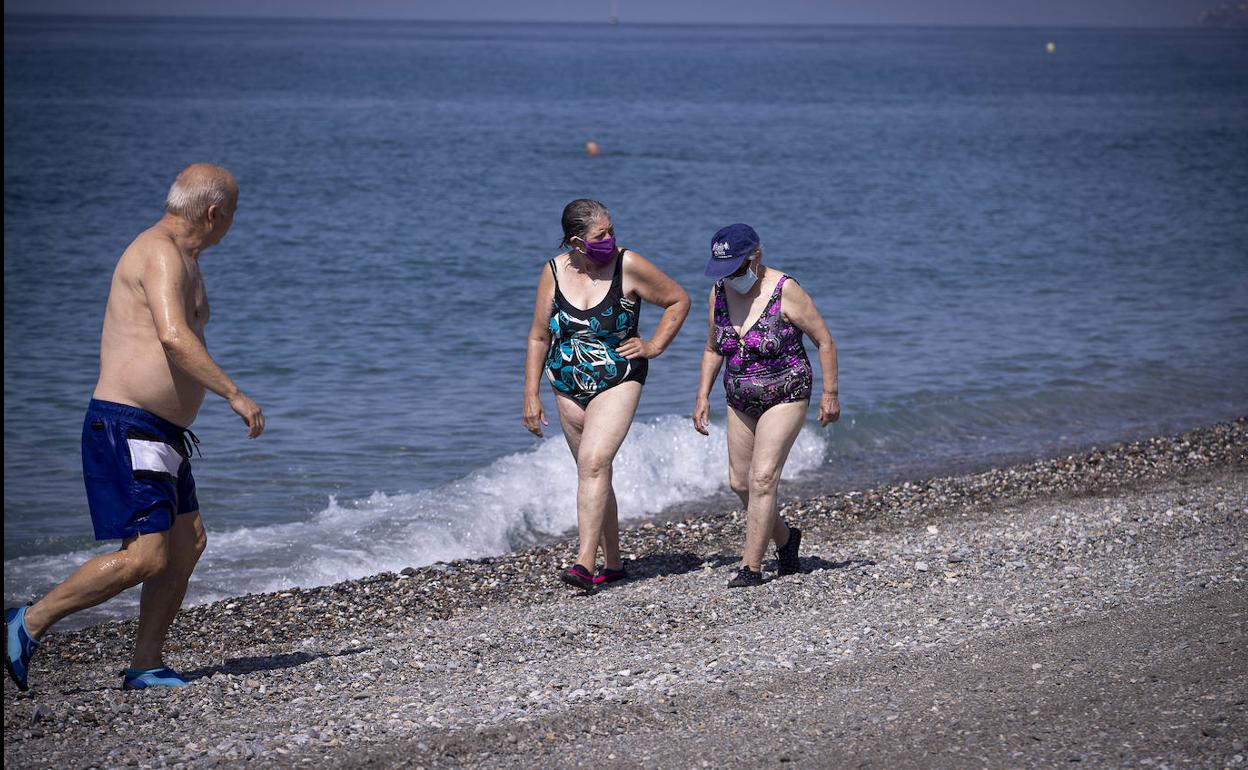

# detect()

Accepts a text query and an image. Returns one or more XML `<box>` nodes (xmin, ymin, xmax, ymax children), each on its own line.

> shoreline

<box><xmin>15</xmin><ymin>410</ymin><xmax>1246</xmax><ymax>633</ymax></box>
<box><xmin>39</xmin><ymin>416</ymin><xmax>1248</xmax><ymax>634</ymax></box>
<box><xmin>3</xmin><ymin>417</ymin><xmax>1245</xmax><ymax>768</ymax></box>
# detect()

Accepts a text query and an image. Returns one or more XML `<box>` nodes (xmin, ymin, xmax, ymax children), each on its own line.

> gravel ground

<box><xmin>3</xmin><ymin>419</ymin><xmax>1245</xmax><ymax>769</ymax></box>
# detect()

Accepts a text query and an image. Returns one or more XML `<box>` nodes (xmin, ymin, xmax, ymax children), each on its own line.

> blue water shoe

<box><xmin>122</xmin><ymin>666</ymin><xmax>188</xmax><ymax>690</ymax></box>
<box><xmin>5</xmin><ymin>606</ymin><xmax>40</xmax><ymax>691</ymax></box>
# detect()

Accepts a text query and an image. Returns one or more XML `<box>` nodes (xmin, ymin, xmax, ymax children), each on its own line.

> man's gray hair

<box><xmin>165</xmin><ymin>164</ymin><xmax>237</xmax><ymax>221</ymax></box>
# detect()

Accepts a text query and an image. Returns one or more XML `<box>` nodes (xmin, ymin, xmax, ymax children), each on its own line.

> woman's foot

<box><xmin>776</xmin><ymin>525</ymin><xmax>802</xmax><ymax>575</ymax></box>
<box><xmin>727</xmin><ymin>566</ymin><xmax>764</xmax><ymax>588</ymax></box>
<box><xmin>593</xmin><ymin>566</ymin><xmax>628</xmax><ymax>586</ymax></box>
<box><xmin>559</xmin><ymin>563</ymin><xmax>596</xmax><ymax>591</ymax></box>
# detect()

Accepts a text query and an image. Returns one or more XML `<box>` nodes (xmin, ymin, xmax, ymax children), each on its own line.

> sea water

<box><xmin>4</xmin><ymin>17</ymin><xmax>1247</xmax><ymax>625</ymax></box>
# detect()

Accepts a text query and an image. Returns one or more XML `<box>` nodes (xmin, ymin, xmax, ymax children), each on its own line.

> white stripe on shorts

<box><xmin>127</xmin><ymin>438</ymin><xmax>183</xmax><ymax>477</ymax></box>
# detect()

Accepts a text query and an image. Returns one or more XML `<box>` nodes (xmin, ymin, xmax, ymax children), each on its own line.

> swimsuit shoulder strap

<box><xmin>761</xmin><ymin>274</ymin><xmax>785</xmax><ymax>313</ymax></box>
<box><xmin>713</xmin><ymin>281</ymin><xmax>731</xmax><ymax>326</ymax></box>
<box><xmin>609</xmin><ymin>249</ymin><xmax>626</xmax><ymax>301</ymax></box>
<box><xmin>549</xmin><ymin>258</ymin><xmax>572</xmax><ymax>313</ymax></box>
<box><xmin>773</xmin><ymin>274</ymin><xmax>800</xmax><ymax>328</ymax></box>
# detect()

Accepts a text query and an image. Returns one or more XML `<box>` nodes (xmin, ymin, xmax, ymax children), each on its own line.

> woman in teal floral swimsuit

<box><xmin>523</xmin><ymin>199</ymin><xmax>689</xmax><ymax>590</ymax></box>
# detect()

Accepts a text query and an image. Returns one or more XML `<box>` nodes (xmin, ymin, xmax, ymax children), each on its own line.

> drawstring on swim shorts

<box><xmin>181</xmin><ymin>429</ymin><xmax>202</xmax><ymax>459</ymax></box>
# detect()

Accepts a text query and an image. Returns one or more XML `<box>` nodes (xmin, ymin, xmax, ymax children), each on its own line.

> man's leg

<box><xmin>22</xmin><ymin>531</ymin><xmax>171</xmax><ymax>640</ymax></box>
<box><xmin>131</xmin><ymin>512</ymin><xmax>206</xmax><ymax>669</ymax></box>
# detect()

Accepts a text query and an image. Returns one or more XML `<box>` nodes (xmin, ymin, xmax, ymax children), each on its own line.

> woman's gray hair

<box><xmin>560</xmin><ymin>199</ymin><xmax>610</xmax><ymax>247</ymax></box>
<box><xmin>164</xmin><ymin>164</ymin><xmax>236</xmax><ymax>221</ymax></box>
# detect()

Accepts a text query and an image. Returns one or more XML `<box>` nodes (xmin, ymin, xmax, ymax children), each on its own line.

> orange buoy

<box><xmin>585</xmin><ymin>141</ymin><xmax>601</xmax><ymax>157</ymax></box>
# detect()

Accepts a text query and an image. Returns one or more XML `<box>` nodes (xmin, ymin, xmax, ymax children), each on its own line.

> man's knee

<box><xmin>190</xmin><ymin>521</ymin><xmax>208</xmax><ymax>558</ymax></box>
<box><xmin>172</xmin><ymin>515</ymin><xmax>208</xmax><ymax>572</ymax></box>
<box><xmin>729</xmin><ymin>472</ymin><xmax>750</xmax><ymax>498</ymax></box>
<box><xmin>123</xmin><ymin>535</ymin><xmax>171</xmax><ymax>583</ymax></box>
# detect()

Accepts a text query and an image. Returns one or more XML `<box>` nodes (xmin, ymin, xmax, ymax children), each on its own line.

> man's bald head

<box><xmin>165</xmin><ymin>164</ymin><xmax>238</xmax><ymax>222</ymax></box>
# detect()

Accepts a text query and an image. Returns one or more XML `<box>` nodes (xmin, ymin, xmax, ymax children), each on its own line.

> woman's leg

<box><xmin>560</xmin><ymin>403</ymin><xmax>621</xmax><ymax>569</ymax></box>
<box><xmin>600</xmin><ymin>487</ymin><xmax>621</xmax><ymax>570</ymax></box>
<box><xmin>553</xmin><ymin>395</ymin><xmax>590</xmax><ymax>570</ymax></box>
<box><xmin>740</xmin><ymin>400</ymin><xmax>808</xmax><ymax>571</ymax></box>
<box><xmin>725</xmin><ymin>407</ymin><xmax>757</xmax><ymax>510</ymax></box>
<box><xmin>726</xmin><ymin>408</ymin><xmax>791</xmax><ymax>548</ymax></box>
<box><xmin>554</xmin><ymin>393</ymin><xmax>586</xmax><ymax>458</ymax></box>
<box><xmin>556</xmin><ymin>382</ymin><xmax>642</xmax><ymax>570</ymax></box>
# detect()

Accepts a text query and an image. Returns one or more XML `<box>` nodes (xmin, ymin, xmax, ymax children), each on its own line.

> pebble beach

<box><xmin>4</xmin><ymin>418</ymin><xmax>1245</xmax><ymax>769</ymax></box>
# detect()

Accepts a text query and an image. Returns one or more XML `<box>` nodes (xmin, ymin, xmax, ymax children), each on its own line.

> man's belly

<box><xmin>93</xmin><ymin>357</ymin><xmax>206</xmax><ymax>428</ymax></box>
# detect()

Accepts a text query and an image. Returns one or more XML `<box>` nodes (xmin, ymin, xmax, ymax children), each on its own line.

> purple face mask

<box><xmin>582</xmin><ymin>234</ymin><xmax>617</xmax><ymax>265</ymax></box>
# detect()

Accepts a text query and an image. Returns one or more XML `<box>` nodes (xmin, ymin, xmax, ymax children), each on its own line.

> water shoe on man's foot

<box><xmin>593</xmin><ymin>567</ymin><xmax>628</xmax><ymax>586</ymax></box>
<box><xmin>727</xmin><ymin>566</ymin><xmax>765</xmax><ymax>588</ymax></box>
<box><xmin>122</xmin><ymin>666</ymin><xmax>188</xmax><ymax>690</ymax></box>
<box><xmin>777</xmin><ymin>525</ymin><xmax>803</xmax><ymax>576</ymax></box>
<box><xmin>559</xmin><ymin>563</ymin><xmax>596</xmax><ymax>591</ymax></box>
<box><xmin>5</xmin><ymin>606</ymin><xmax>40</xmax><ymax>691</ymax></box>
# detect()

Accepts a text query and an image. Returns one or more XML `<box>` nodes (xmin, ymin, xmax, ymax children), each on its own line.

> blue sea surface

<box><xmin>5</xmin><ymin>16</ymin><xmax>1247</xmax><ymax>625</ymax></box>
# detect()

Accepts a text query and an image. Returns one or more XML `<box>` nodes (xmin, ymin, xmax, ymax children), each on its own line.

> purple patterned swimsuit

<box><xmin>712</xmin><ymin>275</ymin><xmax>813</xmax><ymax>418</ymax></box>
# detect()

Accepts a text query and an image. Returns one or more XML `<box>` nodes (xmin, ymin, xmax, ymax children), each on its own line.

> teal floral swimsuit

<box><xmin>545</xmin><ymin>254</ymin><xmax>648</xmax><ymax>406</ymax></box>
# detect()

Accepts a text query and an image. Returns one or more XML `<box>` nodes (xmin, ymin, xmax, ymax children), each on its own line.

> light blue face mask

<box><xmin>724</xmin><ymin>260</ymin><xmax>759</xmax><ymax>294</ymax></box>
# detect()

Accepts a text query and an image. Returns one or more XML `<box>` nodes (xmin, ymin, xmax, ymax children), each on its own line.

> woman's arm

<box><xmin>523</xmin><ymin>263</ymin><xmax>556</xmax><ymax>437</ymax></box>
<box><xmin>781</xmin><ymin>279</ymin><xmax>840</xmax><ymax>426</ymax></box>
<box><xmin>617</xmin><ymin>250</ymin><xmax>691</xmax><ymax>360</ymax></box>
<box><xmin>693</xmin><ymin>286</ymin><xmax>725</xmax><ymax>435</ymax></box>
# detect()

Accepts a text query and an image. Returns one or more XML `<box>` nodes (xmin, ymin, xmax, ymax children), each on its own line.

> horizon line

<box><xmin>1</xmin><ymin>11</ymin><xmax>1210</xmax><ymax>30</ymax></box>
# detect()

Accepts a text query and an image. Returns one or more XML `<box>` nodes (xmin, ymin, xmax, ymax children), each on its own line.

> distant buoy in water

<box><xmin>585</xmin><ymin>141</ymin><xmax>601</xmax><ymax>157</ymax></box>
<box><xmin>1045</xmin><ymin>41</ymin><xmax>1056</xmax><ymax>54</ymax></box>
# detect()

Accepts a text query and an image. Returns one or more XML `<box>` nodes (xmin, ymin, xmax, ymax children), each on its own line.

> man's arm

<box><xmin>143</xmin><ymin>246</ymin><xmax>265</xmax><ymax>438</ymax></box>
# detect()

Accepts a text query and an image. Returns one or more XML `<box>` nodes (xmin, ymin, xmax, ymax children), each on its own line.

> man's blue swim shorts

<box><xmin>81</xmin><ymin>399</ymin><xmax>200</xmax><ymax>541</ymax></box>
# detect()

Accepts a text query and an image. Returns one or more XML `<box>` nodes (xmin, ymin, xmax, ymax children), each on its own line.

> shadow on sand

<box><xmin>181</xmin><ymin>646</ymin><xmax>371</xmax><ymax>681</ymax></box>
<box><xmin>580</xmin><ymin>552</ymin><xmax>877</xmax><ymax>594</ymax></box>
<box><xmin>60</xmin><ymin>646</ymin><xmax>373</xmax><ymax>695</ymax></box>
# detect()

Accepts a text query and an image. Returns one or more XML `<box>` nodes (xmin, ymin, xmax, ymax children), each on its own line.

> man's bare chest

<box><xmin>188</xmin><ymin>278</ymin><xmax>210</xmax><ymax>328</ymax></box>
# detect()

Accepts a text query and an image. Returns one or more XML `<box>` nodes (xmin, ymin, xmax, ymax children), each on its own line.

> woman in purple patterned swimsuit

<box><xmin>692</xmin><ymin>224</ymin><xmax>840</xmax><ymax>588</ymax></box>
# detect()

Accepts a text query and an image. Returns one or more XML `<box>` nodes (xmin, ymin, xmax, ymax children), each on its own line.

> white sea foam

<box><xmin>3</xmin><ymin>414</ymin><xmax>826</xmax><ymax>626</ymax></box>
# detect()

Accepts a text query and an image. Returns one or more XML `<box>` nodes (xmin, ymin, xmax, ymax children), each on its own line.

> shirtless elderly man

<box><xmin>5</xmin><ymin>164</ymin><xmax>265</xmax><ymax>691</ymax></box>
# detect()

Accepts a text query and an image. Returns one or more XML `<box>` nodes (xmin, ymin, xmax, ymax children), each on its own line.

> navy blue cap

<box><xmin>705</xmin><ymin>223</ymin><xmax>760</xmax><ymax>279</ymax></box>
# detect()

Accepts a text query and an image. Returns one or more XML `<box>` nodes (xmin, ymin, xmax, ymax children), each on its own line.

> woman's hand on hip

<box><xmin>818</xmin><ymin>393</ymin><xmax>840</xmax><ymax>426</ymax></box>
<box><xmin>692</xmin><ymin>395</ymin><xmax>711</xmax><ymax>435</ymax></box>
<box><xmin>617</xmin><ymin>337</ymin><xmax>659</xmax><ymax>360</ymax></box>
<box><xmin>523</xmin><ymin>394</ymin><xmax>548</xmax><ymax>437</ymax></box>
